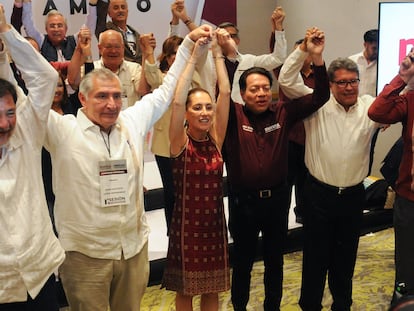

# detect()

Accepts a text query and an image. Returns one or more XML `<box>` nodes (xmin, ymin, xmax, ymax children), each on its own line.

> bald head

<box><xmin>98</xmin><ymin>30</ymin><xmax>125</xmax><ymax>72</ymax></box>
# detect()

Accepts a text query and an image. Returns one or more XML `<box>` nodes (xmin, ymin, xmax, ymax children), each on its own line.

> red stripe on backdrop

<box><xmin>201</xmin><ymin>0</ymin><xmax>237</xmax><ymax>26</ymax></box>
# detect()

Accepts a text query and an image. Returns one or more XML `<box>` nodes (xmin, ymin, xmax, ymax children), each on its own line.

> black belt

<box><xmin>233</xmin><ymin>184</ymin><xmax>287</xmax><ymax>200</ymax></box>
<box><xmin>308</xmin><ymin>174</ymin><xmax>363</xmax><ymax>195</ymax></box>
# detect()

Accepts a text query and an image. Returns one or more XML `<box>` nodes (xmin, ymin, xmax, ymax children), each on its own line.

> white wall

<box><xmin>236</xmin><ymin>0</ymin><xmax>405</xmax><ymax>178</ymax></box>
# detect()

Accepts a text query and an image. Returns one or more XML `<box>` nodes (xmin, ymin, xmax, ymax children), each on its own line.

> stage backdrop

<box><xmin>3</xmin><ymin>0</ymin><xmax>236</xmax><ymax>58</ymax></box>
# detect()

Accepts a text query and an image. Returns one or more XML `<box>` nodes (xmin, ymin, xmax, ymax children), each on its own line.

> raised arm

<box><xmin>125</xmin><ymin>25</ymin><xmax>213</xmax><ymax>135</ymax></box>
<box><xmin>0</xmin><ymin>4</ymin><xmax>58</xmax><ymax>145</ymax></box>
<box><xmin>67</xmin><ymin>26</ymin><xmax>93</xmax><ymax>89</ymax></box>
<box><xmin>278</xmin><ymin>27</ymin><xmax>325</xmax><ymax>99</ymax></box>
<box><xmin>11</xmin><ymin>1</ymin><xmax>23</xmax><ymax>33</ymax></box>
<box><xmin>368</xmin><ymin>75</ymin><xmax>408</xmax><ymax>124</ymax></box>
<box><xmin>0</xmin><ymin>37</ymin><xmax>26</xmax><ymax>106</ymax></box>
<box><xmin>169</xmin><ymin>37</ymin><xmax>209</xmax><ymax>156</ymax></box>
<box><xmin>168</xmin><ymin>0</ymin><xmax>197</xmax><ymax>37</ymax></box>
<box><xmin>284</xmin><ymin>27</ymin><xmax>330</xmax><ymax>119</ymax></box>
<box><xmin>252</xmin><ymin>7</ymin><xmax>287</xmax><ymax>69</ymax></box>
<box><xmin>306</xmin><ymin>27</ymin><xmax>325</xmax><ymax>67</ymax></box>
<box><xmin>95</xmin><ymin>0</ymin><xmax>108</xmax><ymax>39</ymax></box>
<box><xmin>22</xmin><ymin>0</ymin><xmax>43</xmax><ymax>48</ymax></box>
<box><xmin>368</xmin><ymin>47</ymin><xmax>414</xmax><ymax>124</ymax></box>
<box><xmin>140</xmin><ymin>33</ymin><xmax>164</xmax><ymax>90</ymax></box>
<box><xmin>82</xmin><ymin>0</ymin><xmax>98</xmax><ymax>40</ymax></box>
<box><xmin>210</xmin><ymin>29</ymin><xmax>230</xmax><ymax>149</ymax></box>
<box><xmin>137</xmin><ymin>33</ymin><xmax>155</xmax><ymax>96</ymax></box>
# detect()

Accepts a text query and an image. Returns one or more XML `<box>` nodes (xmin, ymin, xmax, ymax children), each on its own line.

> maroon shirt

<box><xmin>223</xmin><ymin>64</ymin><xmax>329</xmax><ymax>192</ymax></box>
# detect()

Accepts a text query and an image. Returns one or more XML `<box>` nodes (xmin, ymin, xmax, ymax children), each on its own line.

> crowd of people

<box><xmin>1</xmin><ymin>1</ymin><xmax>413</xmax><ymax>311</ymax></box>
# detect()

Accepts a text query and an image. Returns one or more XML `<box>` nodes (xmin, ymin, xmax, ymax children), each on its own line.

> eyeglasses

<box><xmin>332</xmin><ymin>79</ymin><xmax>360</xmax><ymax>88</ymax></box>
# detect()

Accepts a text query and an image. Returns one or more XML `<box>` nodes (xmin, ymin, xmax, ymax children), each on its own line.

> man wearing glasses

<box><xmin>279</xmin><ymin>49</ymin><xmax>382</xmax><ymax>310</ymax></box>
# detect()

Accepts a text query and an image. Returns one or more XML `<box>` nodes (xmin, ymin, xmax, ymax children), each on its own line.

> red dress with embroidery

<box><xmin>162</xmin><ymin>136</ymin><xmax>230</xmax><ymax>295</ymax></box>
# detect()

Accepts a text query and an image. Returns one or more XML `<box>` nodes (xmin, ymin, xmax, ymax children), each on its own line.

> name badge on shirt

<box><xmin>99</xmin><ymin>159</ymin><xmax>130</xmax><ymax>207</ymax></box>
<box><xmin>242</xmin><ymin>125</ymin><xmax>254</xmax><ymax>132</ymax></box>
<box><xmin>264</xmin><ymin>123</ymin><xmax>281</xmax><ymax>133</ymax></box>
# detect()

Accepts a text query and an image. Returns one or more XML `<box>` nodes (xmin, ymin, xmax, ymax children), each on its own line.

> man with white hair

<box><xmin>20</xmin><ymin>0</ymin><xmax>97</xmax><ymax>62</ymax></box>
<box><xmin>68</xmin><ymin>29</ymin><xmax>145</xmax><ymax>109</ymax></box>
<box><xmin>45</xmin><ymin>24</ymin><xmax>212</xmax><ymax>311</ymax></box>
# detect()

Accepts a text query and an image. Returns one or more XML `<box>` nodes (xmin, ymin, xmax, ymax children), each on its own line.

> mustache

<box><xmin>0</xmin><ymin>127</ymin><xmax>12</xmax><ymax>133</ymax></box>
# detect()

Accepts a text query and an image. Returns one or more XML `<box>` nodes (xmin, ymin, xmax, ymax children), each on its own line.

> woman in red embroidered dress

<box><xmin>162</xmin><ymin>29</ymin><xmax>231</xmax><ymax>311</ymax></box>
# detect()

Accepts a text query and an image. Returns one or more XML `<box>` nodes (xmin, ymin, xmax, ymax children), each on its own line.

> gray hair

<box><xmin>79</xmin><ymin>68</ymin><xmax>121</xmax><ymax>99</ymax></box>
<box><xmin>45</xmin><ymin>10</ymin><xmax>67</xmax><ymax>28</ymax></box>
<box><xmin>327</xmin><ymin>58</ymin><xmax>359</xmax><ymax>81</ymax></box>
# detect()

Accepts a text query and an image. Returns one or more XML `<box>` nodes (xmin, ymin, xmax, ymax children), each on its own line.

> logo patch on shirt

<box><xmin>264</xmin><ymin>123</ymin><xmax>281</xmax><ymax>133</ymax></box>
<box><xmin>242</xmin><ymin>125</ymin><xmax>254</xmax><ymax>132</ymax></box>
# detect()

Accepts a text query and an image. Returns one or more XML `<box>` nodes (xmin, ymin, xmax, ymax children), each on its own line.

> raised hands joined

<box><xmin>303</xmin><ymin>27</ymin><xmax>325</xmax><ymax>66</ymax></box>
<box><xmin>171</xmin><ymin>0</ymin><xmax>188</xmax><ymax>23</ymax></box>
<box><xmin>212</xmin><ymin>28</ymin><xmax>228</xmax><ymax>58</ymax></box>
<box><xmin>188</xmin><ymin>24</ymin><xmax>212</xmax><ymax>43</ymax></box>
<box><xmin>305</xmin><ymin>27</ymin><xmax>325</xmax><ymax>54</ymax></box>
<box><xmin>188</xmin><ymin>35</ymin><xmax>210</xmax><ymax>65</ymax></box>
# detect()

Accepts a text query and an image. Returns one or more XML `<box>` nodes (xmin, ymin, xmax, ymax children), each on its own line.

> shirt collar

<box><xmin>98</xmin><ymin>58</ymin><xmax>126</xmax><ymax>74</ymax></box>
<box><xmin>7</xmin><ymin>127</ymin><xmax>23</xmax><ymax>152</ymax></box>
<box><xmin>77</xmin><ymin>108</ymin><xmax>121</xmax><ymax>133</ymax></box>
<box><xmin>329</xmin><ymin>95</ymin><xmax>360</xmax><ymax>112</ymax></box>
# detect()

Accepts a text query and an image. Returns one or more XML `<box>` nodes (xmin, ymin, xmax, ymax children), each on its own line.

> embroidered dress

<box><xmin>162</xmin><ymin>135</ymin><xmax>230</xmax><ymax>295</ymax></box>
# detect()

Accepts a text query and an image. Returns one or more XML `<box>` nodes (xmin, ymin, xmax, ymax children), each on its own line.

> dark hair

<box><xmin>185</xmin><ymin>87</ymin><xmax>211</xmax><ymax>108</ymax></box>
<box><xmin>0</xmin><ymin>78</ymin><xmax>17</xmax><ymax>104</ymax></box>
<box><xmin>56</xmin><ymin>73</ymin><xmax>69</xmax><ymax>109</ymax></box>
<box><xmin>158</xmin><ymin>35</ymin><xmax>184</xmax><ymax>73</ymax></box>
<box><xmin>364</xmin><ymin>29</ymin><xmax>378</xmax><ymax>43</ymax></box>
<box><xmin>217</xmin><ymin>21</ymin><xmax>239</xmax><ymax>37</ymax></box>
<box><xmin>327</xmin><ymin>58</ymin><xmax>359</xmax><ymax>82</ymax></box>
<box><xmin>239</xmin><ymin>67</ymin><xmax>273</xmax><ymax>92</ymax></box>
<box><xmin>295</xmin><ymin>38</ymin><xmax>304</xmax><ymax>46</ymax></box>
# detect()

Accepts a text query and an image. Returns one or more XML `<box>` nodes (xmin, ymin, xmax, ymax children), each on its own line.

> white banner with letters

<box><xmin>3</xmin><ymin>0</ymin><xmax>205</xmax><ymax>57</ymax></box>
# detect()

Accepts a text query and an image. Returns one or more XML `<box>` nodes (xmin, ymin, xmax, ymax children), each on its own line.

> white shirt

<box><xmin>170</xmin><ymin>25</ymin><xmax>287</xmax><ymax>104</ymax></box>
<box><xmin>0</xmin><ymin>27</ymin><xmax>65</xmax><ymax>303</ymax></box>
<box><xmin>278</xmin><ymin>46</ymin><xmax>381</xmax><ymax>187</ymax></box>
<box><xmin>44</xmin><ymin>35</ymin><xmax>194</xmax><ymax>260</ymax></box>
<box><xmin>230</xmin><ymin>30</ymin><xmax>287</xmax><ymax>104</ymax></box>
<box><xmin>349</xmin><ymin>51</ymin><xmax>377</xmax><ymax>97</ymax></box>
<box><xmin>92</xmin><ymin>59</ymin><xmax>142</xmax><ymax>108</ymax></box>
<box><xmin>304</xmin><ymin>95</ymin><xmax>380</xmax><ymax>187</ymax></box>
